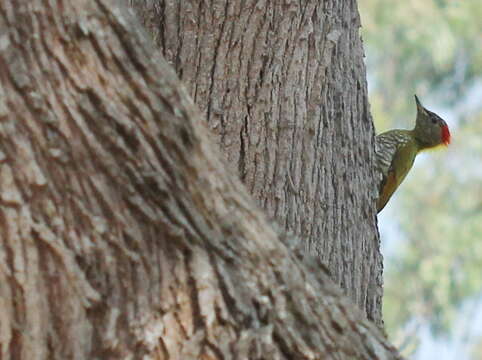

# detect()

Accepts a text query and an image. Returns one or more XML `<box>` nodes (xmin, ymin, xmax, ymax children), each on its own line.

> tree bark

<box><xmin>131</xmin><ymin>0</ymin><xmax>383</xmax><ymax>324</ymax></box>
<box><xmin>0</xmin><ymin>0</ymin><xmax>399</xmax><ymax>359</ymax></box>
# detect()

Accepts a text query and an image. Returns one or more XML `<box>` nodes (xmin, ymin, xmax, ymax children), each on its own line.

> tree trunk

<box><xmin>131</xmin><ymin>0</ymin><xmax>383</xmax><ymax>324</ymax></box>
<box><xmin>0</xmin><ymin>0</ymin><xmax>399</xmax><ymax>359</ymax></box>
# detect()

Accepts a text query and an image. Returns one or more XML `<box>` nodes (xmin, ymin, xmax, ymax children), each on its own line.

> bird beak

<box><xmin>414</xmin><ymin>94</ymin><xmax>427</xmax><ymax>115</ymax></box>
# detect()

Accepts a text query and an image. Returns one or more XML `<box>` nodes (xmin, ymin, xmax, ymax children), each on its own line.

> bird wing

<box><xmin>375</xmin><ymin>131</ymin><xmax>414</xmax><ymax>213</ymax></box>
<box><xmin>377</xmin><ymin>161</ymin><xmax>398</xmax><ymax>213</ymax></box>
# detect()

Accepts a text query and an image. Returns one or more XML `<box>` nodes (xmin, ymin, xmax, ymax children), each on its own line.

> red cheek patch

<box><xmin>441</xmin><ymin>125</ymin><xmax>451</xmax><ymax>145</ymax></box>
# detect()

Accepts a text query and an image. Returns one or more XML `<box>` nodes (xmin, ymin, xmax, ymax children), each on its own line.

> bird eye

<box><xmin>431</xmin><ymin>117</ymin><xmax>437</xmax><ymax>124</ymax></box>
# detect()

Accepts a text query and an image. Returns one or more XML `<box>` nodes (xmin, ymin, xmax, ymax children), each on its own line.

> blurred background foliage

<box><xmin>359</xmin><ymin>0</ymin><xmax>482</xmax><ymax>358</ymax></box>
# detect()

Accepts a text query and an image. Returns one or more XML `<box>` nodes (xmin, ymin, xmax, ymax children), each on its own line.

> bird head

<box><xmin>414</xmin><ymin>95</ymin><xmax>451</xmax><ymax>148</ymax></box>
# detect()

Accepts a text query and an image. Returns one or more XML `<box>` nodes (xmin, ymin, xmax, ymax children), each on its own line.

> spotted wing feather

<box><xmin>375</xmin><ymin>131</ymin><xmax>415</xmax><ymax>212</ymax></box>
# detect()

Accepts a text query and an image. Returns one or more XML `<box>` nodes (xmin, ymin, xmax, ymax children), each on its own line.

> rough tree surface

<box><xmin>131</xmin><ymin>0</ymin><xmax>383</xmax><ymax>324</ymax></box>
<box><xmin>0</xmin><ymin>1</ymin><xmax>400</xmax><ymax>359</ymax></box>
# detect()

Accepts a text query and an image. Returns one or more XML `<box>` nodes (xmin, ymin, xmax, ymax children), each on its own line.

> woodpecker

<box><xmin>375</xmin><ymin>95</ymin><xmax>451</xmax><ymax>213</ymax></box>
